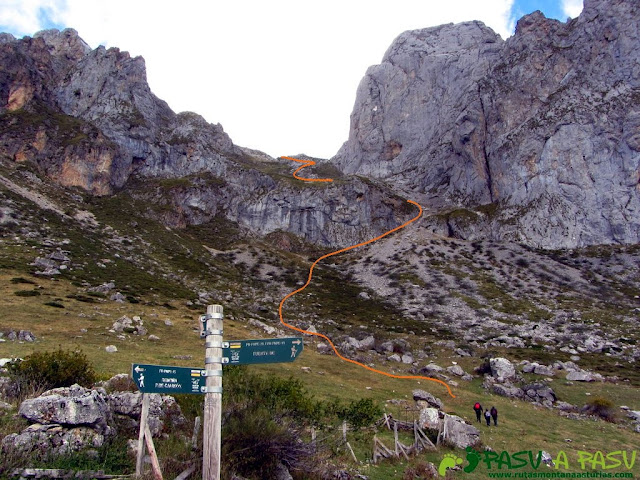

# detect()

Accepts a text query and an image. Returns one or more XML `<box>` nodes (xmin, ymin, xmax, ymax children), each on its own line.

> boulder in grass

<box><xmin>412</xmin><ymin>389</ymin><xmax>443</xmax><ymax>409</ymax></box>
<box><xmin>441</xmin><ymin>414</ymin><xmax>480</xmax><ymax>449</ymax></box>
<box><xmin>490</xmin><ymin>357</ymin><xmax>516</xmax><ymax>382</ymax></box>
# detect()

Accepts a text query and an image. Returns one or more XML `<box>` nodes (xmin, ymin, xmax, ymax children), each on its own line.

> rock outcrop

<box><xmin>1</xmin><ymin>383</ymin><xmax>186</xmax><ymax>458</ymax></box>
<box><xmin>332</xmin><ymin>0</ymin><xmax>640</xmax><ymax>248</ymax></box>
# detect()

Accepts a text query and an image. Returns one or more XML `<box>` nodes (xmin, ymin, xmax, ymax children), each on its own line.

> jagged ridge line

<box><xmin>278</xmin><ymin>157</ymin><xmax>456</xmax><ymax>398</ymax></box>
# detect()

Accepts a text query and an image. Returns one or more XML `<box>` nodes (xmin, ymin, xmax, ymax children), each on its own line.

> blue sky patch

<box><xmin>511</xmin><ymin>0</ymin><xmax>569</xmax><ymax>23</ymax></box>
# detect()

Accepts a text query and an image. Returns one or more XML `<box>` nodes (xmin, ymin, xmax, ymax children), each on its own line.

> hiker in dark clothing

<box><xmin>490</xmin><ymin>406</ymin><xmax>498</xmax><ymax>426</ymax></box>
<box><xmin>473</xmin><ymin>402</ymin><xmax>483</xmax><ymax>423</ymax></box>
<box><xmin>484</xmin><ymin>409</ymin><xmax>491</xmax><ymax>426</ymax></box>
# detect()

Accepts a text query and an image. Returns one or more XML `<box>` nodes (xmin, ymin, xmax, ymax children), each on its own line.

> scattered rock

<box><xmin>412</xmin><ymin>390</ymin><xmax>443</xmax><ymax>409</ymax></box>
<box><xmin>455</xmin><ymin>348</ymin><xmax>472</xmax><ymax>357</ymax></box>
<box><xmin>110</xmin><ymin>292</ymin><xmax>126</xmax><ymax>302</ymax></box>
<box><xmin>401</xmin><ymin>353</ymin><xmax>414</xmax><ymax>364</ymax></box>
<box><xmin>358</xmin><ymin>336</ymin><xmax>376</xmax><ymax>350</ymax></box>
<box><xmin>441</xmin><ymin>414</ymin><xmax>480</xmax><ymax>449</ymax></box>
<box><xmin>18</xmin><ymin>330</ymin><xmax>36</xmax><ymax>342</ymax></box>
<box><xmin>2</xmin><ymin>424</ymin><xmax>105</xmax><ymax>457</ymax></box>
<box><xmin>18</xmin><ymin>384</ymin><xmax>112</xmax><ymax>434</ymax></box>
<box><xmin>566</xmin><ymin>371</ymin><xmax>597</xmax><ymax>382</ymax></box>
<box><xmin>148</xmin><ymin>335</ymin><xmax>160</xmax><ymax>341</ymax></box>
<box><xmin>628</xmin><ymin>410</ymin><xmax>640</xmax><ymax>422</ymax></box>
<box><xmin>357</xmin><ymin>291</ymin><xmax>370</xmax><ymax>301</ymax></box>
<box><xmin>492</xmin><ymin>383</ymin><xmax>525</xmax><ymax>400</ymax></box>
<box><xmin>490</xmin><ymin>357</ymin><xmax>516</xmax><ymax>382</ymax></box>
<box><xmin>105</xmin><ymin>345</ymin><xmax>117</xmax><ymax>353</ymax></box>
<box><xmin>420</xmin><ymin>363</ymin><xmax>444</xmax><ymax>375</ymax></box>
<box><xmin>89</xmin><ymin>282</ymin><xmax>115</xmax><ymax>294</ymax></box>
<box><xmin>419</xmin><ymin>407</ymin><xmax>441</xmax><ymax>429</ymax></box>
<box><xmin>541</xmin><ymin>451</ymin><xmax>554</xmax><ymax>466</ymax></box>
<box><xmin>112</xmin><ymin>315</ymin><xmax>147</xmax><ymax>336</ymax></box>
<box><xmin>446</xmin><ymin>365</ymin><xmax>466</xmax><ymax>376</ymax></box>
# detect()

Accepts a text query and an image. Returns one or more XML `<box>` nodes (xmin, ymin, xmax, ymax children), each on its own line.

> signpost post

<box><xmin>202</xmin><ymin>304</ymin><xmax>223</xmax><ymax>480</ymax></box>
<box><xmin>131</xmin><ymin>305</ymin><xmax>304</xmax><ymax>480</ymax></box>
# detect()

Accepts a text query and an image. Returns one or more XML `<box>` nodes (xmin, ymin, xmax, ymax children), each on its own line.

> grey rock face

<box><xmin>419</xmin><ymin>407</ymin><xmax>441</xmax><ymax>429</ymax></box>
<box><xmin>490</xmin><ymin>357</ymin><xmax>516</xmax><ymax>382</ymax></box>
<box><xmin>441</xmin><ymin>414</ymin><xmax>481</xmax><ymax>449</ymax></box>
<box><xmin>566</xmin><ymin>370</ymin><xmax>597</xmax><ymax>382</ymax></box>
<box><xmin>492</xmin><ymin>383</ymin><xmax>525</xmax><ymax>400</ymax></box>
<box><xmin>3</xmin><ymin>383</ymin><xmax>187</xmax><ymax>457</ymax></box>
<box><xmin>2</xmin><ymin>424</ymin><xmax>105</xmax><ymax>457</ymax></box>
<box><xmin>18</xmin><ymin>384</ymin><xmax>111</xmax><ymax>434</ymax></box>
<box><xmin>332</xmin><ymin>0</ymin><xmax>640</xmax><ymax>249</ymax></box>
<box><xmin>412</xmin><ymin>389</ymin><xmax>443</xmax><ymax>409</ymax></box>
<box><xmin>108</xmin><ymin>391</ymin><xmax>185</xmax><ymax>437</ymax></box>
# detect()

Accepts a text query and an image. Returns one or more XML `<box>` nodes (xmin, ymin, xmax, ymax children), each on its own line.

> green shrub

<box><xmin>583</xmin><ymin>397</ymin><xmax>618</xmax><ymax>423</ymax></box>
<box><xmin>13</xmin><ymin>290</ymin><xmax>40</xmax><ymax>297</ymax></box>
<box><xmin>10</xmin><ymin>277</ymin><xmax>36</xmax><ymax>285</ymax></box>
<box><xmin>44</xmin><ymin>301</ymin><xmax>65</xmax><ymax>308</ymax></box>
<box><xmin>222</xmin><ymin>407</ymin><xmax>307</xmax><ymax>479</ymax></box>
<box><xmin>6</xmin><ymin>348</ymin><xmax>96</xmax><ymax>400</ymax></box>
<box><xmin>29</xmin><ymin>436</ymin><xmax>132</xmax><ymax>474</ymax></box>
<box><xmin>337</xmin><ymin>398</ymin><xmax>382</xmax><ymax>429</ymax></box>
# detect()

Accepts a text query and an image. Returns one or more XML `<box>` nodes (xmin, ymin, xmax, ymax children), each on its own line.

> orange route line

<box><xmin>278</xmin><ymin>156</ymin><xmax>456</xmax><ymax>398</ymax></box>
<box><xmin>281</xmin><ymin>156</ymin><xmax>334</xmax><ymax>182</ymax></box>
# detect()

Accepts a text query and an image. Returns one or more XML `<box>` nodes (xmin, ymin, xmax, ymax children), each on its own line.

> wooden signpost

<box><xmin>131</xmin><ymin>305</ymin><xmax>304</xmax><ymax>480</ymax></box>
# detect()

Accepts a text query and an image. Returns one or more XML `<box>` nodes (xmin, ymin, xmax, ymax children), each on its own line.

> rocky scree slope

<box><xmin>332</xmin><ymin>0</ymin><xmax>640</xmax><ymax>249</ymax></box>
<box><xmin>0</xmin><ymin>29</ymin><xmax>411</xmax><ymax>248</ymax></box>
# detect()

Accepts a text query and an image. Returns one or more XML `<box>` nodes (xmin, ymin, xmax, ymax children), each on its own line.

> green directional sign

<box><xmin>132</xmin><ymin>364</ymin><xmax>206</xmax><ymax>394</ymax></box>
<box><xmin>223</xmin><ymin>337</ymin><xmax>303</xmax><ymax>365</ymax></box>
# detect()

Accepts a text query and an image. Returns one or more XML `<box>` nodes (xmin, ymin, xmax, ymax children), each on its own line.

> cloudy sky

<box><xmin>1</xmin><ymin>0</ymin><xmax>583</xmax><ymax>159</ymax></box>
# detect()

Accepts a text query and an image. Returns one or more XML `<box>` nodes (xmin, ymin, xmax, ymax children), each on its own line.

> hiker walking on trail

<box><xmin>484</xmin><ymin>409</ymin><xmax>491</xmax><ymax>426</ymax></box>
<box><xmin>473</xmin><ymin>402</ymin><xmax>483</xmax><ymax>423</ymax></box>
<box><xmin>490</xmin><ymin>406</ymin><xmax>498</xmax><ymax>426</ymax></box>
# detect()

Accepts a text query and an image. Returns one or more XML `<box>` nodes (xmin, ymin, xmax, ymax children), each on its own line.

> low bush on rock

<box><xmin>6</xmin><ymin>348</ymin><xmax>96</xmax><ymax>400</ymax></box>
<box><xmin>582</xmin><ymin>397</ymin><xmax>618</xmax><ymax>423</ymax></box>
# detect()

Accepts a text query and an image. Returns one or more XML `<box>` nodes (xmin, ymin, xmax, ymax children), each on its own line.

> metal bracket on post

<box><xmin>200</xmin><ymin>329</ymin><xmax>223</xmax><ymax>338</ymax></box>
<box><xmin>201</xmin><ymin>386</ymin><xmax>223</xmax><ymax>394</ymax></box>
<box><xmin>205</xmin><ymin>356</ymin><xmax>229</xmax><ymax>365</ymax></box>
<box><xmin>201</xmin><ymin>369</ymin><xmax>222</xmax><ymax>377</ymax></box>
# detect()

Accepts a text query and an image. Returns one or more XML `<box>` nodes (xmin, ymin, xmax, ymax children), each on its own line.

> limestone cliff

<box><xmin>2</xmin><ymin>0</ymin><xmax>640</xmax><ymax>250</ymax></box>
<box><xmin>332</xmin><ymin>0</ymin><xmax>640</xmax><ymax>248</ymax></box>
<box><xmin>0</xmin><ymin>29</ymin><xmax>411</xmax><ymax>247</ymax></box>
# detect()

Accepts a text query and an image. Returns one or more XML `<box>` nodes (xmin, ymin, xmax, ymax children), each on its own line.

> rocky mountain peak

<box><xmin>33</xmin><ymin>28</ymin><xmax>91</xmax><ymax>63</ymax></box>
<box><xmin>332</xmin><ymin>0</ymin><xmax>640</xmax><ymax>248</ymax></box>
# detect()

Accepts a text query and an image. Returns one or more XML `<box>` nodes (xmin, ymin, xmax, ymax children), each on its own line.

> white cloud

<box><xmin>562</xmin><ymin>0</ymin><xmax>583</xmax><ymax>19</ymax></box>
<box><xmin>1</xmin><ymin>0</ymin><xmax>516</xmax><ymax>158</ymax></box>
<box><xmin>0</xmin><ymin>0</ymin><xmax>64</xmax><ymax>35</ymax></box>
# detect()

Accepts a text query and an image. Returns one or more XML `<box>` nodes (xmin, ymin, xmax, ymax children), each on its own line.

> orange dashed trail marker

<box><xmin>281</xmin><ymin>156</ymin><xmax>334</xmax><ymax>182</ymax></box>
<box><xmin>278</xmin><ymin>156</ymin><xmax>456</xmax><ymax>399</ymax></box>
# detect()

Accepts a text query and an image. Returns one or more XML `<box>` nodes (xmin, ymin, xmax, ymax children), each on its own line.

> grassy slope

<box><xmin>0</xmin><ymin>162</ymin><xmax>639</xmax><ymax>479</ymax></box>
